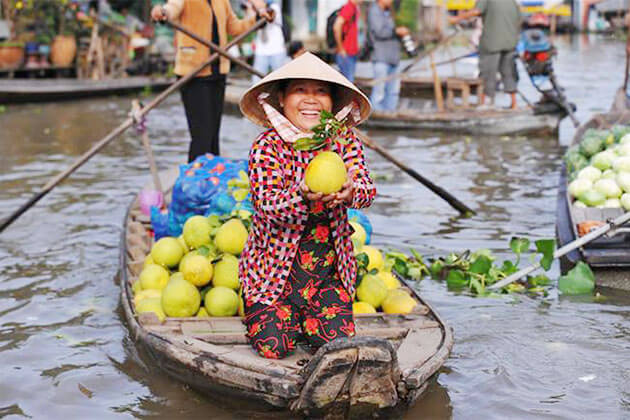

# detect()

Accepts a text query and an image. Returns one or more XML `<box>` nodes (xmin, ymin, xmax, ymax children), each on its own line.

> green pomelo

<box><xmin>204</xmin><ymin>286</ymin><xmax>239</xmax><ymax>317</ymax></box>
<box><xmin>131</xmin><ymin>280</ymin><xmax>142</xmax><ymax>295</ymax></box>
<box><xmin>177</xmin><ymin>235</ymin><xmax>189</xmax><ymax>253</ymax></box>
<box><xmin>356</xmin><ymin>274</ymin><xmax>388</xmax><ymax>309</ymax></box>
<box><xmin>196</xmin><ymin>307</ymin><xmax>210</xmax><ymax>317</ymax></box>
<box><xmin>179</xmin><ymin>254</ymin><xmax>213</xmax><ymax>287</ymax></box>
<box><xmin>214</xmin><ymin>219</ymin><xmax>248</xmax><ymax>255</ymax></box>
<box><xmin>213</xmin><ymin>254</ymin><xmax>240</xmax><ymax>290</ymax></box>
<box><xmin>382</xmin><ymin>293</ymin><xmax>417</xmax><ymax>314</ymax></box>
<box><xmin>150</xmin><ymin>237</ymin><xmax>184</xmax><ymax>268</ymax></box>
<box><xmin>305</xmin><ymin>151</ymin><xmax>348</xmax><ymax>194</ymax></box>
<box><xmin>350</xmin><ymin>221</ymin><xmax>367</xmax><ymax>247</ymax></box>
<box><xmin>143</xmin><ymin>255</ymin><xmax>154</xmax><ymax>268</ymax></box>
<box><xmin>161</xmin><ymin>277</ymin><xmax>201</xmax><ymax>317</ymax></box>
<box><xmin>134</xmin><ymin>289</ymin><xmax>162</xmax><ymax>307</ymax></box>
<box><xmin>361</xmin><ymin>245</ymin><xmax>384</xmax><ymax>271</ymax></box>
<box><xmin>139</xmin><ymin>264</ymin><xmax>170</xmax><ymax>291</ymax></box>
<box><xmin>377</xmin><ymin>271</ymin><xmax>401</xmax><ymax>290</ymax></box>
<box><xmin>353</xmin><ymin>301</ymin><xmax>376</xmax><ymax>314</ymax></box>
<box><xmin>183</xmin><ymin>215</ymin><xmax>212</xmax><ymax>249</ymax></box>
<box><xmin>135</xmin><ymin>297</ymin><xmax>166</xmax><ymax>322</ymax></box>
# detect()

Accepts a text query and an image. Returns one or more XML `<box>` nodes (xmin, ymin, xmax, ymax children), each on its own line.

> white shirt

<box><xmin>254</xmin><ymin>3</ymin><xmax>286</xmax><ymax>56</ymax></box>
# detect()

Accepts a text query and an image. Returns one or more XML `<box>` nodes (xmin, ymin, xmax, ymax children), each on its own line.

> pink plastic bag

<box><xmin>139</xmin><ymin>190</ymin><xmax>164</xmax><ymax>216</ymax></box>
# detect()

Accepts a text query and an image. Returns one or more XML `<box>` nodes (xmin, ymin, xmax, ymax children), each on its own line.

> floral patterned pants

<box><xmin>244</xmin><ymin>209</ymin><xmax>355</xmax><ymax>359</ymax></box>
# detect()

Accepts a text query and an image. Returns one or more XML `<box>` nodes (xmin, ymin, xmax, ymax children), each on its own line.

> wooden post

<box><xmin>550</xmin><ymin>14</ymin><xmax>557</xmax><ymax>36</ymax></box>
<box><xmin>430</xmin><ymin>53</ymin><xmax>444</xmax><ymax>112</ymax></box>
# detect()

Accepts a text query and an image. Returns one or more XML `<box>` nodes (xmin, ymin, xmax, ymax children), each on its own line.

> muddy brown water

<box><xmin>1</xmin><ymin>35</ymin><xmax>629</xmax><ymax>419</ymax></box>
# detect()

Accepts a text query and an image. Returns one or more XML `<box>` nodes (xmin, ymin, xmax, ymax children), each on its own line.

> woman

<box><xmin>238</xmin><ymin>52</ymin><xmax>374</xmax><ymax>359</ymax></box>
<box><xmin>151</xmin><ymin>0</ymin><xmax>271</xmax><ymax>162</ymax></box>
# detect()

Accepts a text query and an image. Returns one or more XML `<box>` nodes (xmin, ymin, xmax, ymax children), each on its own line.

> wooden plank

<box><xmin>396</xmin><ymin>327</ymin><xmax>443</xmax><ymax>374</ymax></box>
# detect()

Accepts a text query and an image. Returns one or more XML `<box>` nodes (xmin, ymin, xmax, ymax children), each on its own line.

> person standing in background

<box><xmin>333</xmin><ymin>0</ymin><xmax>361</xmax><ymax>82</ymax></box>
<box><xmin>151</xmin><ymin>0</ymin><xmax>273</xmax><ymax>162</ymax></box>
<box><xmin>250</xmin><ymin>0</ymin><xmax>288</xmax><ymax>83</ymax></box>
<box><xmin>367</xmin><ymin>0</ymin><xmax>409</xmax><ymax>112</ymax></box>
<box><xmin>449</xmin><ymin>0</ymin><xmax>521</xmax><ymax>110</ymax></box>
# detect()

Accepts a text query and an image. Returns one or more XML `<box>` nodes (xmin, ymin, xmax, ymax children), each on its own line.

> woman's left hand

<box><xmin>323</xmin><ymin>172</ymin><xmax>355</xmax><ymax>208</ymax></box>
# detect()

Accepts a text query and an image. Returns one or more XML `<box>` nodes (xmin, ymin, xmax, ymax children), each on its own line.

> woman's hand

<box><xmin>299</xmin><ymin>173</ymin><xmax>355</xmax><ymax>209</ymax></box>
<box><xmin>150</xmin><ymin>5</ymin><xmax>167</xmax><ymax>21</ymax></box>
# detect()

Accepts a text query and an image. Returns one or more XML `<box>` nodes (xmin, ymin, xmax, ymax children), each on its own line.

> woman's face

<box><xmin>279</xmin><ymin>80</ymin><xmax>333</xmax><ymax>131</ymax></box>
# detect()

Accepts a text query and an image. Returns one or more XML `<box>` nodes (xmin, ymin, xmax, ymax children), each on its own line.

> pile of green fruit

<box><xmin>133</xmin><ymin>214</ymin><xmax>250</xmax><ymax>321</ymax></box>
<box><xmin>565</xmin><ymin>125</ymin><xmax>630</xmax><ymax>209</ymax></box>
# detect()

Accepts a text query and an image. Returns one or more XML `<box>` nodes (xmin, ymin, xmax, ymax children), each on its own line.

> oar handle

<box><xmin>488</xmin><ymin>211</ymin><xmax>630</xmax><ymax>290</ymax></box>
<box><xmin>166</xmin><ymin>19</ymin><xmax>265</xmax><ymax>79</ymax></box>
<box><xmin>354</xmin><ymin>129</ymin><xmax>475</xmax><ymax>216</ymax></box>
<box><xmin>0</xmin><ymin>18</ymin><xmax>268</xmax><ymax>234</ymax></box>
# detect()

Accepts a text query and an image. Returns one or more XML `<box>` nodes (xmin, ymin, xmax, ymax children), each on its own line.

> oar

<box><xmin>354</xmin><ymin>129</ymin><xmax>475</xmax><ymax>216</ymax></box>
<box><xmin>0</xmin><ymin>18</ymin><xmax>268</xmax><ymax>234</ymax></box>
<box><xmin>624</xmin><ymin>54</ymin><xmax>629</xmax><ymax>92</ymax></box>
<box><xmin>488</xmin><ymin>210</ymin><xmax>630</xmax><ymax>290</ymax></box>
<box><xmin>166</xmin><ymin>23</ymin><xmax>475</xmax><ymax>216</ymax></box>
<box><xmin>165</xmin><ymin>19</ymin><xmax>263</xmax><ymax>78</ymax></box>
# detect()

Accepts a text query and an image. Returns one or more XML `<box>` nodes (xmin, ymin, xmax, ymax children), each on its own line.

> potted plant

<box><xmin>0</xmin><ymin>39</ymin><xmax>24</xmax><ymax>69</ymax></box>
<box><xmin>50</xmin><ymin>1</ymin><xmax>80</xmax><ymax>67</ymax></box>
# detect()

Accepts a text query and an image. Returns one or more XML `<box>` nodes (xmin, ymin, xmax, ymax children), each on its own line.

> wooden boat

<box><xmin>555</xmin><ymin>89</ymin><xmax>630</xmax><ymax>291</ymax></box>
<box><xmin>120</xmin><ymin>169</ymin><xmax>453</xmax><ymax>417</ymax></box>
<box><xmin>0</xmin><ymin>76</ymin><xmax>174</xmax><ymax>104</ymax></box>
<box><xmin>224</xmin><ymin>81</ymin><xmax>565</xmax><ymax>136</ymax></box>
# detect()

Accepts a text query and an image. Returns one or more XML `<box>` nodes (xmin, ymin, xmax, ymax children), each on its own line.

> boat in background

<box><xmin>555</xmin><ymin>89</ymin><xmax>630</xmax><ymax>291</ymax></box>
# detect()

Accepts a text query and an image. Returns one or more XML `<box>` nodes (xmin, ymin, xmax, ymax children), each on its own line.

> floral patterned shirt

<box><xmin>239</xmin><ymin>127</ymin><xmax>376</xmax><ymax>305</ymax></box>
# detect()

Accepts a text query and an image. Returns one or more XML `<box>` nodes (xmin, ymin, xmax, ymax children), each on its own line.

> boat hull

<box><xmin>0</xmin><ymin>77</ymin><xmax>174</xmax><ymax>104</ymax></box>
<box><xmin>119</xmin><ymin>169</ymin><xmax>453</xmax><ymax>416</ymax></box>
<box><xmin>555</xmin><ymin>107</ymin><xmax>630</xmax><ymax>291</ymax></box>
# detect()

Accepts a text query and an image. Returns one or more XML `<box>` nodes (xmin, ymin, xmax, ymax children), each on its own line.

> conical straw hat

<box><xmin>239</xmin><ymin>52</ymin><xmax>371</xmax><ymax>127</ymax></box>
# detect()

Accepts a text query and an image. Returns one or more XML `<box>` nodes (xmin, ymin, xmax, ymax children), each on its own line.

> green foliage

<box><xmin>427</xmin><ymin>237</ymin><xmax>556</xmax><ymax>296</ymax></box>
<box><xmin>395</xmin><ymin>0</ymin><xmax>419</xmax><ymax>32</ymax></box>
<box><xmin>557</xmin><ymin>262</ymin><xmax>595</xmax><ymax>295</ymax></box>
<box><xmin>294</xmin><ymin>110</ymin><xmax>351</xmax><ymax>151</ymax></box>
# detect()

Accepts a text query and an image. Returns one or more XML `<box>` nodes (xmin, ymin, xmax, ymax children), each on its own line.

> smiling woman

<box><xmin>237</xmin><ymin>52</ymin><xmax>376</xmax><ymax>359</ymax></box>
<box><xmin>278</xmin><ymin>80</ymin><xmax>334</xmax><ymax>131</ymax></box>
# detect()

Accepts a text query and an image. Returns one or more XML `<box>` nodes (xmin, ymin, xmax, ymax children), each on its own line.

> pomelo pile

<box><xmin>133</xmin><ymin>213</ymin><xmax>418</xmax><ymax>321</ymax></box>
<box><xmin>565</xmin><ymin>125</ymin><xmax>630</xmax><ymax>209</ymax></box>
<box><xmin>350</xmin><ymin>222</ymin><xmax>419</xmax><ymax>315</ymax></box>
<box><xmin>133</xmin><ymin>214</ymin><xmax>249</xmax><ymax>321</ymax></box>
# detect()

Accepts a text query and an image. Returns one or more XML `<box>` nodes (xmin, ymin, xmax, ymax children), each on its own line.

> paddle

<box><xmin>488</xmin><ymin>210</ymin><xmax>630</xmax><ymax>290</ymax></box>
<box><xmin>167</xmin><ymin>22</ymin><xmax>475</xmax><ymax>216</ymax></box>
<box><xmin>0</xmin><ymin>18</ymin><xmax>268</xmax><ymax>234</ymax></box>
<box><xmin>354</xmin><ymin>129</ymin><xmax>475</xmax><ymax>216</ymax></box>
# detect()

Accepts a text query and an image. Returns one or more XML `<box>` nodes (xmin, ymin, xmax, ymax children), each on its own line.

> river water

<box><xmin>0</xmin><ymin>35</ymin><xmax>628</xmax><ymax>419</ymax></box>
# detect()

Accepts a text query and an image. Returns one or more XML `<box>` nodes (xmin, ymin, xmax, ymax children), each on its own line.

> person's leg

<box><xmin>499</xmin><ymin>50</ymin><xmax>519</xmax><ymax>109</ymax></box>
<box><xmin>207</xmin><ymin>75</ymin><xmax>226</xmax><ymax>157</ymax></box>
<box><xmin>270</xmin><ymin>52</ymin><xmax>287</xmax><ymax>71</ymax></box>
<box><xmin>180</xmin><ymin>77</ymin><xmax>212</xmax><ymax>162</ymax></box>
<box><xmin>252</xmin><ymin>54</ymin><xmax>270</xmax><ymax>83</ymax></box>
<box><xmin>370</xmin><ymin>61</ymin><xmax>388</xmax><ymax>111</ymax></box>
<box><xmin>478</xmin><ymin>52</ymin><xmax>500</xmax><ymax>104</ymax></box>
<box><xmin>347</xmin><ymin>54</ymin><xmax>357</xmax><ymax>82</ymax></box>
<box><xmin>383</xmin><ymin>63</ymin><xmax>401</xmax><ymax>111</ymax></box>
<box><xmin>336</xmin><ymin>54</ymin><xmax>351</xmax><ymax>81</ymax></box>
<box><xmin>302</xmin><ymin>277</ymin><xmax>355</xmax><ymax>350</ymax></box>
<box><xmin>243</xmin><ymin>298</ymin><xmax>300</xmax><ymax>359</ymax></box>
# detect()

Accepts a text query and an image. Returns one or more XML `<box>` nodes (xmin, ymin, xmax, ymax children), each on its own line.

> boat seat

<box><xmin>445</xmin><ymin>77</ymin><xmax>483</xmax><ymax>110</ymax></box>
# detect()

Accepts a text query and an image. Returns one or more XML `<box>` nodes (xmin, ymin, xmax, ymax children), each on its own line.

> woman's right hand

<box><xmin>299</xmin><ymin>181</ymin><xmax>324</xmax><ymax>202</ymax></box>
<box><xmin>150</xmin><ymin>5</ymin><xmax>167</xmax><ymax>21</ymax></box>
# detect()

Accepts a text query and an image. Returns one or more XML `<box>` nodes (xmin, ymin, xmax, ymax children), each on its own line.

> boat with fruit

<box><xmin>555</xmin><ymin>90</ymin><xmax>630</xmax><ymax>291</ymax></box>
<box><xmin>120</xmin><ymin>167</ymin><xmax>453</xmax><ymax>417</ymax></box>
